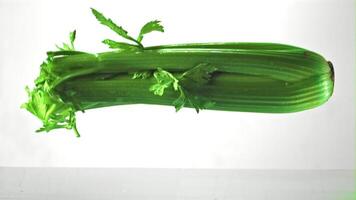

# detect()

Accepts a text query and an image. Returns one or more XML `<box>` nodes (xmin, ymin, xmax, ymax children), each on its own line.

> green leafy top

<box><xmin>91</xmin><ymin>8</ymin><xmax>164</xmax><ymax>50</ymax></box>
<box><xmin>22</xmin><ymin>31</ymin><xmax>80</xmax><ymax>137</ymax></box>
<box><xmin>22</xmin><ymin>57</ymin><xmax>79</xmax><ymax>137</ymax></box>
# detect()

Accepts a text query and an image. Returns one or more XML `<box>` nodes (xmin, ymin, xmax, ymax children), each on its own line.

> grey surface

<box><xmin>0</xmin><ymin>168</ymin><xmax>354</xmax><ymax>200</ymax></box>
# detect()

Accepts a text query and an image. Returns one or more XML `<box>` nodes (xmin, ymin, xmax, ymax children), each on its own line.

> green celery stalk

<box><xmin>22</xmin><ymin>8</ymin><xmax>334</xmax><ymax>137</ymax></box>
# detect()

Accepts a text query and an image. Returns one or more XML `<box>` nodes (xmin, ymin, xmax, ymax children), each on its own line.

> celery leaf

<box><xmin>149</xmin><ymin>65</ymin><xmax>216</xmax><ymax>112</ymax></box>
<box><xmin>91</xmin><ymin>8</ymin><xmax>142</xmax><ymax>47</ymax></box>
<box><xmin>137</xmin><ymin>20</ymin><xmax>164</xmax><ymax>42</ymax></box>
<box><xmin>102</xmin><ymin>39</ymin><xmax>140</xmax><ymax>50</ymax></box>
<box><xmin>56</xmin><ymin>30</ymin><xmax>76</xmax><ymax>51</ymax></box>
<box><xmin>180</xmin><ymin>63</ymin><xmax>217</xmax><ymax>86</ymax></box>
<box><xmin>69</xmin><ymin>30</ymin><xmax>76</xmax><ymax>49</ymax></box>
<box><xmin>149</xmin><ymin>68</ymin><xmax>179</xmax><ymax>96</ymax></box>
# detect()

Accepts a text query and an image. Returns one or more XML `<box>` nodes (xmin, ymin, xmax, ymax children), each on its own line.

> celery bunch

<box><xmin>22</xmin><ymin>8</ymin><xmax>334</xmax><ymax>137</ymax></box>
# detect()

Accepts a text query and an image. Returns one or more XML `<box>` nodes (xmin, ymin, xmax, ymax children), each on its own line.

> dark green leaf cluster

<box><xmin>148</xmin><ymin>64</ymin><xmax>217</xmax><ymax>112</ymax></box>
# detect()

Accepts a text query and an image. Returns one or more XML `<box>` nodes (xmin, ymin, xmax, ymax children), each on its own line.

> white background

<box><xmin>0</xmin><ymin>0</ymin><xmax>354</xmax><ymax>169</ymax></box>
